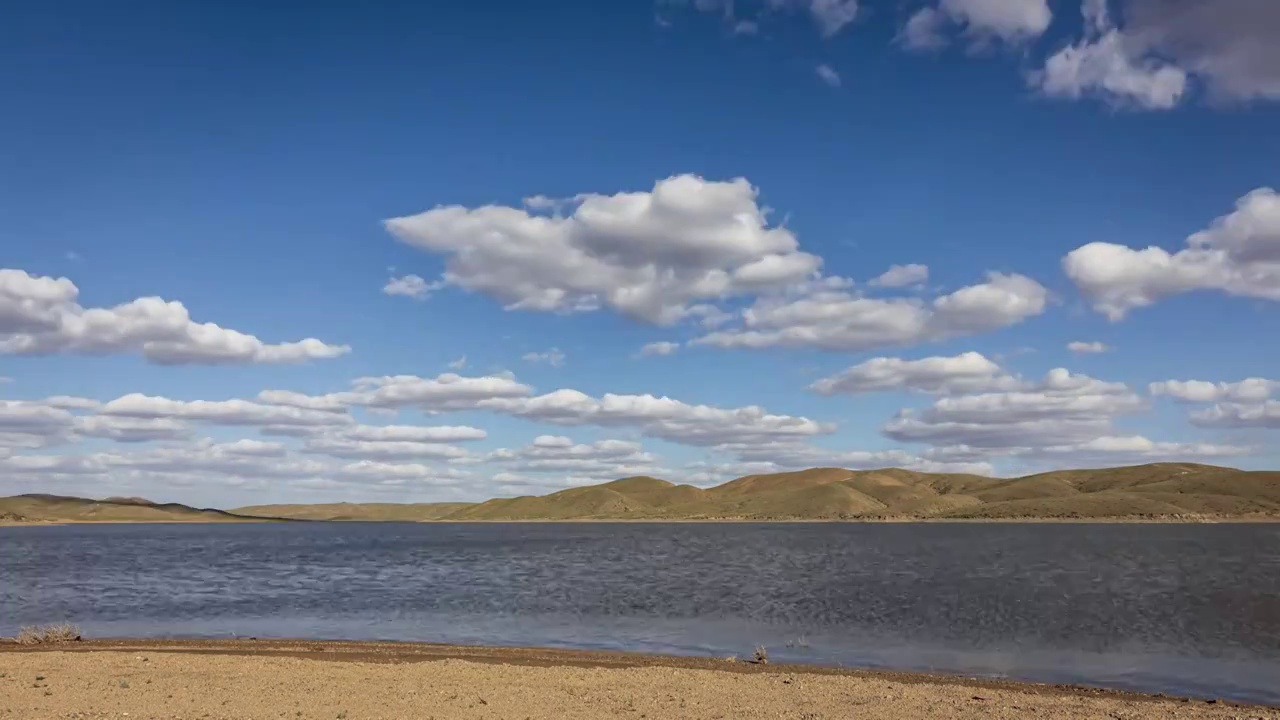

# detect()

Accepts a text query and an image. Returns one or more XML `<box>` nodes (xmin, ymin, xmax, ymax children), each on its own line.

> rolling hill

<box><xmin>5</xmin><ymin>464</ymin><xmax>1277</xmax><ymax>523</ymax></box>
<box><xmin>439</xmin><ymin>463</ymin><xmax>1280</xmax><ymax>521</ymax></box>
<box><xmin>0</xmin><ymin>494</ymin><xmax>279</xmax><ymax>524</ymax></box>
<box><xmin>232</xmin><ymin>502</ymin><xmax>474</xmax><ymax>521</ymax></box>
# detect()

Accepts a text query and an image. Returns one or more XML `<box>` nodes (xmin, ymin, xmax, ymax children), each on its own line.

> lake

<box><xmin>3</xmin><ymin>522</ymin><xmax>1278</xmax><ymax>704</ymax></box>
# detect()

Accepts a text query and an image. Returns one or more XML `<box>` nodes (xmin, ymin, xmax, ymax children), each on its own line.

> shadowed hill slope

<box><xmin>439</xmin><ymin>464</ymin><xmax>1280</xmax><ymax>521</ymax></box>
<box><xmin>0</xmin><ymin>494</ymin><xmax>276</xmax><ymax>523</ymax></box>
<box><xmin>233</xmin><ymin>502</ymin><xmax>474</xmax><ymax>521</ymax></box>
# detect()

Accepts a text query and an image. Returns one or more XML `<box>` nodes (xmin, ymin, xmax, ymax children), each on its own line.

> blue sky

<box><xmin>2</xmin><ymin>0</ymin><xmax>1278</xmax><ymax>505</ymax></box>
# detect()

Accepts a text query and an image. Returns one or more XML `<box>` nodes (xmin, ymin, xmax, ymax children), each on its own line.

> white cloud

<box><xmin>0</xmin><ymin>268</ymin><xmax>350</xmax><ymax>365</ymax></box>
<box><xmin>815</xmin><ymin>64</ymin><xmax>841</xmax><ymax>87</ymax></box>
<box><xmin>0</xmin><ymin>400</ymin><xmax>76</xmax><ymax>448</ymax></box>
<box><xmin>487</xmin><ymin>389</ymin><xmax>834</xmax><ymax>447</ymax></box>
<box><xmin>384</xmin><ymin>175</ymin><xmax>821</xmax><ymax>325</ymax></box>
<box><xmin>811</xmin><ymin>352</ymin><xmax>1021</xmax><ymax>395</ymax></box>
<box><xmin>901</xmin><ymin>7</ymin><xmax>948</xmax><ymax>49</ymax></box>
<box><xmin>1034</xmin><ymin>0</ymin><xmax>1187</xmax><ymax>109</ymax></box>
<box><xmin>905</xmin><ymin>0</ymin><xmax>1052</xmax><ymax>49</ymax></box>
<box><xmin>101</xmin><ymin>394</ymin><xmax>354</xmax><ymax>428</ymax></box>
<box><xmin>695</xmin><ymin>272</ymin><xmax>1047</xmax><ymax>351</ymax></box>
<box><xmin>73</xmin><ymin>416</ymin><xmax>190</xmax><ymax>443</ymax></box>
<box><xmin>1191</xmin><ymin>401</ymin><xmax>1280</xmax><ymax>429</ymax></box>
<box><xmin>342</xmin><ymin>373</ymin><xmax>533</xmax><ymax>411</ymax></box>
<box><xmin>869</xmin><ymin>264</ymin><xmax>929</xmax><ymax>288</ymax></box>
<box><xmin>1064</xmin><ymin>188</ymin><xmax>1280</xmax><ymax>318</ymax></box>
<box><xmin>1150</xmin><ymin>378</ymin><xmax>1279</xmax><ymax>403</ymax></box>
<box><xmin>1033</xmin><ymin>435</ymin><xmax>1248</xmax><ymax>460</ymax></box>
<box><xmin>447</xmin><ymin>355</ymin><xmax>467</xmax><ymax>370</ymax></box>
<box><xmin>0</xmin><ymin>376</ymin><xmax>11</xmax><ymax>384</ymax></box>
<box><xmin>301</xmin><ymin>437</ymin><xmax>471</xmax><ymax>462</ymax></box>
<box><xmin>488</xmin><ymin>436</ymin><xmax>659</xmax><ymax>477</ymax></box>
<box><xmin>383</xmin><ymin>274</ymin><xmax>439</xmax><ymax>301</ymax></box>
<box><xmin>255</xmin><ymin>390</ymin><xmax>350</xmax><ymax>413</ymax></box>
<box><xmin>41</xmin><ymin>395</ymin><xmax>102</xmax><ymax>410</ymax></box>
<box><xmin>1120</xmin><ymin>0</ymin><xmax>1280</xmax><ymax>103</ymax></box>
<box><xmin>1067</xmin><ymin>341</ymin><xmax>1110</xmax><ymax>354</ymax></box>
<box><xmin>522</xmin><ymin>348</ymin><xmax>566</xmax><ymax>367</ymax></box>
<box><xmin>883</xmin><ymin>368</ymin><xmax>1146</xmax><ymax>449</ymax></box>
<box><xmin>638</xmin><ymin>341</ymin><xmax>680</xmax><ymax>357</ymax></box>
<box><xmin>339</xmin><ymin>424</ymin><xmax>488</xmax><ymax>443</ymax></box>
<box><xmin>685</xmin><ymin>0</ymin><xmax>861</xmax><ymax>36</ymax></box>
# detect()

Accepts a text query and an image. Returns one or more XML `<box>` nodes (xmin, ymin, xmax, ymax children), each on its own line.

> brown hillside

<box><xmin>437</xmin><ymin>463</ymin><xmax>1280</xmax><ymax>521</ymax></box>
<box><xmin>0</xmin><ymin>494</ymin><xmax>273</xmax><ymax>523</ymax></box>
<box><xmin>233</xmin><ymin>502</ymin><xmax>475</xmax><ymax>522</ymax></box>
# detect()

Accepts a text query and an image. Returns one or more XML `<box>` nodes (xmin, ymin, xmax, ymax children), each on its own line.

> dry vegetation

<box><xmin>0</xmin><ymin>495</ymin><xmax>276</xmax><ymax>524</ymax></box>
<box><xmin>232</xmin><ymin>501</ymin><xmax>475</xmax><ymax>521</ymax></box>
<box><xmin>5</xmin><ymin>463</ymin><xmax>1278</xmax><ymax>524</ymax></box>
<box><xmin>13</xmin><ymin>624</ymin><xmax>81</xmax><ymax>645</ymax></box>
<box><xmin>439</xmin><ymin>463</ymin><xmax>1280</xmax><ymax>521</ymax></box>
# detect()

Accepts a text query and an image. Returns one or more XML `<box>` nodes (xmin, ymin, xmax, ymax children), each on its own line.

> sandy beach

<box><xmin>1</xmin><ymin>640</ymin><xmax>1274</xmax><ymax>719</ymax></box>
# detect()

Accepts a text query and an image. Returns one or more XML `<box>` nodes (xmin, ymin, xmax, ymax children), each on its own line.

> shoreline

<box><xmin>4</xmin><ymin>515</ymin><xmax>1279</xmax><ymax>526</ymax></box>
<box><xmin>2</xmin><ymin>639</ymin><xmax>1273</xmax><ymax>718</ymax></box>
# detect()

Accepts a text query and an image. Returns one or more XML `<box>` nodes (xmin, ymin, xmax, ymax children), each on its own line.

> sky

<box><xmin>2</xmin><ymin>0</ymin><xmax>1279</xmax><ymax>507</ymax></box>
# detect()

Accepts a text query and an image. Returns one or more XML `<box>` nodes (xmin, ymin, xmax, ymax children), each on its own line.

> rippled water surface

<box><xmin>3</xmin><ymin>522</ymin><xmax>1278</xmax><ymax>704</ymax></box>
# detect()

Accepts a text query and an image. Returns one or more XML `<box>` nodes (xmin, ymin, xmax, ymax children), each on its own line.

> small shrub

<box><xmin>753</xmin><ymin>645</ymin><xmax>768</xmax><ymax>664</ymax></box>
<box><xmin>16</xmin><ymin>623</ymin><xmax>81</xmax><ymax>645</ymax></box>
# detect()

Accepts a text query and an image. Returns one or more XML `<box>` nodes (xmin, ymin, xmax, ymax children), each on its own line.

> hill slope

<box><xmin>440</xmin><ymin>464</ymin><xmax>1280</xmax><ymax>521</ymax></box>
<box><xmin>0</xmin><ymin>494</ymin><xmax>275</xmax><ymax>523</ymax></box>
<box><xmin>232</xmin><ymin>502</ymin><xmax>474</xmax><ymax>521</ymax></box>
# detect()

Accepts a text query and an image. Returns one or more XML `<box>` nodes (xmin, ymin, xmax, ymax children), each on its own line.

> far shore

<box><xmin>2</xmin><ymin>638</ymin><xmax>1274</xmax><ymax>719</ymax></box>
<box><xmin>4</xmin><ymin>515</ymin><xmax>1279</xmax><ymax>527</ymax></box>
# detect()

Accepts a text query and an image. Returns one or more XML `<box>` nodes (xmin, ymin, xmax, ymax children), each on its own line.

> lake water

<box><xmin>3</xmin><ymin>522</ymin><xmax>1278</xmax><ymax>704</ymax></box>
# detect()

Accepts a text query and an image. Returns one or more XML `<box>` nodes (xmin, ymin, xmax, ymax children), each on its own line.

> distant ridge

<box><xmin>6</xmin><ymin>464</ymin><xmax>1278</xmax><ymax>524</ymax></box>
<box><xmin>247</xmin><ymin>463</ymin><xmax>1278</xmax><ymax>522</ymax></box>
<box><xmin>439</xmin><ymin>463</ymin><xmax>1280</xmax><ymax>521</ymax></box>
<box><xmin>0</xmin><ymin>494</ymin><xmax>282</xmax><ymax>523</ymax></box>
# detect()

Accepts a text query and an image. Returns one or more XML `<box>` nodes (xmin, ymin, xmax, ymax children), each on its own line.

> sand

<box><xmin>1</xmin><ymin>640</ymin><xmax>1274</xmax><ymax>719</ymax></box>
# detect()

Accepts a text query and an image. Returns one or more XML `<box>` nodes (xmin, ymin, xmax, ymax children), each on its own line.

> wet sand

<box><xmin>1</xmin><ymin>639</ymin><xmax>1274</xmax><ymax>719</ymax></box>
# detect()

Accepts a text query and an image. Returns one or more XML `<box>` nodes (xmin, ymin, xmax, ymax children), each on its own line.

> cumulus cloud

<box><xmin>815</xmin><ymin>64</ymin><xmax>841</xmax><ymax>87</ymax></box>
<box><xmin>683</xmin><ymin>0</ymin><xmax>860</xmax><ymax>37</ymax></box>
<box><xmin>301</xmin><ymin>437</ymin><xmax>471</xmax><ymax>462</ymax></box>
<box><xmin>694</xmin><ymin>272</ymin><xmax>1047</xmax><ymax>351</ymax></box>
<box><xmin>638</xmin><ymin>341</ymin><xmax>680</xmax><ymax>357</ymax></box>
<box><xmin>1191</xmin><ymin>401</ymin><xmax>1280</xmax><ymax>429</ymax></box>
<box><xmin>486</xmin><ymin>390</ymin><xmax>834</xmax><ymax>447</ymax></box>
<box><xmin>1150</xmin><ymin>378</ymin><xmax>1279</xmax><ymax>403</ymax></box>
<box><xmin>0</xmin><ymin>400</ymin><xmax>77</xmax><ymax>448</ymax></box>
<box><xmin>883</xmin><ymin>368</ymin><xmax>1145</xmax><ymax>449</ymax></box>
<box><xmin>0</xmin><ymin>268</ymin><xmax>350</xmax><ymax>365</ymax></box>
<box><xmin>1034</xmin><ymin>0</ymin><xmax>1186</xmax><ymax>109</ymax></box>
<box><xmin>1064</xmin><ymin>188</ymin><xmax>1280</xmax><ymax>318</ymax></box>
<box><xmin>522</xmin><ymin>348</ymin><xmax>566</xmax><ymax>367</ymax></box>
<box><xmin>384</xmin><ymin>175</ymin><xmax>821</xmax><ymax>325</ymax></box>
<box><xmin>101</xmin><ymin>394</ymin><xmax>354</xmax><ymax>428</ymax></box>
<box><xmin>869</xmin><ymin>264</ymin><xmax>929</xmax><ymax>288</ymax></box>
<box><xmin>73</xmin><ymin>416</ymin><xmax>190</xmax><ymax>443</ymax></box>
<box><xmin>383</xmin><ymin>274</ymin><xmax>440</xmax><ymax>300</ymax></box>
<box><xmin>811</xmin><ymin>352</ymin><xmax>1022</xmax><ymax>395</ymax></box>
<box><xmin>1119</xmin><ymin>0</ymin><xmax>1280</xmax><ymax>103</ymax></box>
<box><xmin>1067</xmin><ymin>341</ymin><xmax>1110</xmax><ymax>354</ymax></box>
<box><xmin>904</xmin><ymin>0</ymin><xmax>1052</xmax><ymax>49</ymax></box>
<box><xmin>488</xmin><ymin>436</ymin><xmax>659</xmax><ymax>477</ymax></box>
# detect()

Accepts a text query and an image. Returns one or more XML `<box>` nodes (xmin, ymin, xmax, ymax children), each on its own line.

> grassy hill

<box><xmin>0</xmin><ymin>494</ymin><xmax>276</xmax><ymax>523</ymax></box>
<box><xmin>440</xmin><ymin>463</ymin><xmax>1280</xmax><ymax>521</ymax></box>
<box><xmin>6</xmin><ymin>464</ymin><xmax>1276</xmax><ymax>523</ymax></box>
<box><xmin>232</xmin><ymin>502</ymin><xmax>474</xmax><ymax>521</ymax></box>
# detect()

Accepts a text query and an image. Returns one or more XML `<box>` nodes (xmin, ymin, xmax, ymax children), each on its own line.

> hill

<box><xmin>232</xmin><ymin>502</ymin><xmax>474</xmax><ymax>521</ymax></box>
<box><xmin>6</xmin><ymin>464</ymin><xmax>1276</xmax><ymax>524</ymax></box>
<box><xmin>0</xmin><ymin>494</ymin><xmax>277</xmax><ymax>524</ymax></box>
<box><xmin>438</xmin><ymin>463</ymin><xmax>1280</xmax><ymax>521</ymax></box>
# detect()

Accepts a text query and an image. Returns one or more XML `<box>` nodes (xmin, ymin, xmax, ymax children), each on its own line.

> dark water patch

<box><xmin>3</xmin><ymin>522</ymin><xmax>1277</xmax><ymax>704</ymax></box>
